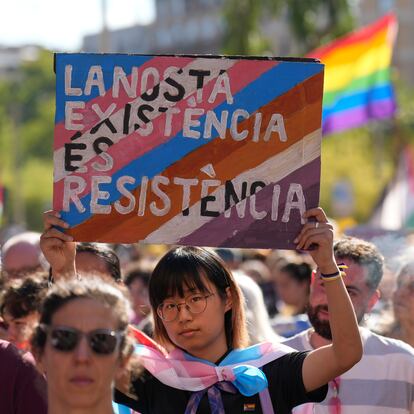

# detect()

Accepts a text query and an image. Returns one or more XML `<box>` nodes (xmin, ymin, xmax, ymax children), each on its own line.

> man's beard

<box><xmin>307</xmin><ymin>304</ymin><xmax>364</xmax><ymax>340</ymax></box>
<box><xmin>307</xmin><ymin>304</ymin><xmax>332</xmax><ymax>340</ymax></box>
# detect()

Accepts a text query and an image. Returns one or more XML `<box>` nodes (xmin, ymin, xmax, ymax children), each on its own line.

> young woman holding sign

<box><xmin>41</xmin><ymin>207</ymin><xmax>362</xmax><ymax>414</ymax></box>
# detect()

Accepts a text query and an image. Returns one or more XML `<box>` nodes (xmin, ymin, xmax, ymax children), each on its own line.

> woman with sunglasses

<box><xmin>41</xmin><ymin>207</ymin><xmax>362</xmax><ymax>413</ymax></box>
<box><xmin>31</xmin><ymin>276</ymin><xmax>134</xmax><ymax>414</ymax></box>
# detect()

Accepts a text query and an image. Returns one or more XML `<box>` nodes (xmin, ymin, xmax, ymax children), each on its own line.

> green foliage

<box><xmin>222</xmin><ymin>0</ymin><xmax>280</xmax><ymax>54</ymax></box>
<box><xmin>222</xmin><ymin>0</ymin><xmax>355</xmax><ymax>55</ymax></box>
<box><xmin>0</xmin><ymin>49</ymin><xmax>55</xmax><ymax>230</ymax></box>
<box><xmin>321</xmin><ymin>125</ymin><xmax>395</xmax><ymax>222</ymax></box>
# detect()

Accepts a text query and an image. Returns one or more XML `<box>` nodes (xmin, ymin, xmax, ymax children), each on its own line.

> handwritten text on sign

<box><xmin>53</xmin><ymin>54</ymin><xmax>324</xmax><ymax>248</ymax></box>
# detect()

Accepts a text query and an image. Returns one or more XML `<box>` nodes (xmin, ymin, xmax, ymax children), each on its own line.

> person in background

<box><xmin>240</xmin><ymin>259</ymin><xmax>279</xmax><ymax>317</ymax></box>
<box><xmin>385</xmin><ymin>260</ymin><xmax>414</xmax><ymax>347</ymax></box>
<box><xmin>0</xmin><ymin>339</ymin><xmax>47</xmax><ymax>414</ymax></box>
<box><xmin>31</xmin><ymin>276</ymin><xmax>135</xmax><ymax>414</ymax></box>
<box><xmin>1</xmin><ymin>232</ymin><xmax>46</xmax><ymax>280</ymax></box>
<box><xmin>283</xmin><ymin>237</ymin><xmax>414</xmax><ymax>414</ymax></box>
<box><xmin>124</xmin><ymin>263</ymin><xmax>152</xmax><ymax>327</ymax></box>
<box><xmin>0</xmin><ymin>274</ymin><xmax>48</xmax><ymax>352</ymax></box>
<box><xmin>41</xmin><ymin>226</ymin><xmax>122</xmax><ymax>283</ymax></box>
<box><xmin>270</xmin><ymin>262</ymin><xmax>312</xmax><ymax>337</ymax></box>
<box><xmin>75</xmin><ymin>243</ymin><xmax>122</xmax><ymax>282</ymax></box>
<box><xmin>234</xmin><ymin>271</ymin><xmax>282</xmax><ymax>344</ymax></box>
<box><xmin>273</xmin><ymin>262</ymin><xmax>312</xmax><ymax>316</ymax></box>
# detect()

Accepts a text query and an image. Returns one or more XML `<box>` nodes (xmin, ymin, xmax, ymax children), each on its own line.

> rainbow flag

<box><xmin>308</xmin><ymin>13</ymin><xmax>398</xmax><ymax>135</ymax></box>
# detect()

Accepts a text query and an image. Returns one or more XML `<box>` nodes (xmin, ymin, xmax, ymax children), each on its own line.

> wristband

<box><xmin>320</xmin><ymin>263</ymin><xmax>347</xmax><ymax>281</ymax></box>
<box><xmin>320</xmin><ymin>270</ymin><xmax>346</xmax><ymax>281</ymax></box>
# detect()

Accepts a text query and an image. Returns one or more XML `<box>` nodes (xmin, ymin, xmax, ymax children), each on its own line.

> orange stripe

<box><xmin>69</xmin><ymin>72</ymin><xmax>323</xmax><ymax>242</ymax></box>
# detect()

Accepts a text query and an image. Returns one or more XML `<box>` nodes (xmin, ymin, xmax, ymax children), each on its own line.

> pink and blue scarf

<box><xmin>131</xmin><ymin>327</ymin><xmax>294</xmax><ymax>414</ymax></box>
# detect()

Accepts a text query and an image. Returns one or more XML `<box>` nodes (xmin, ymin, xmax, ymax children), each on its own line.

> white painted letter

<box><xmin>230</xmin><ymin>109</ymin><xmax>249</xmax><ymax>141</ymax></box>
<box><xmin>113</xmin><ymin>66</ymin><xmax>138</xmax><ymax>98</ymax></box>
<box><xmin>174</xmin><ymin>177</ymin><xmax>199</xmax><ymax>213</ymax></box>
<box><xmin>90</xmin><ymin>176</ymin><xmax>112</xmax><ymax>214</ymax></box>
<box><xmin>150</xmin><ymin>175</ymin><xmax>171</xmax><ymax>216</ymax></box>
<box><xmin>115</xmin><ymin>176</ymin><xmax>136</xmax><ymax>214</ymax></box>
<box><xmin>271</xmin><ymin>184</ymin><xmax>281</xmax><ymax>221</ymax></box>
<box><xmin>183</xmin><ymin>108</ymin><xmax>204</xmax><ymax>139</ymax></box>
<box><xmin>137</xmin><ymin>176</ymin><xmax>149</xmax><ymax>216</ymax></box>
<box><xmin>164</xmin><ymin>107</ymin><xmax>181</xmax><ymax>136</ymax></box>
<box><xmin>204</xmin><ymin>110</ymin><xmax>228</xmax><ymax>139</ymax></box>
<box><xmin>84</xmin><ymin>66</ymin><xmax>105</xmax><ymax>96</ymax></box>
<box><xmin>64</xmin><ymin>65</ymin><xmax>82</xmax><ymax>96</ymax></box>
<box><xmin>208</xmin><ymin>72</ymin><xmax>233</xmax><ymax>104</ymax></box>
<box><xmin>282</xmin><ymin>183</ymin><xmax>306</xmax><ymax>224</ymax></box>
<box><xmin>65</xmin><ymin>101</ymin><xmax>85</xmax><ymax>131</ymax></box>
<box><xmin>63</xmin><ymin>176</ymin><xmax>86</xmax><ymax>213</ymax></box>
<box><xmin>263</xmin><ymin>113</ymin><xmax>287</xmax><ymax>142</ymax></box>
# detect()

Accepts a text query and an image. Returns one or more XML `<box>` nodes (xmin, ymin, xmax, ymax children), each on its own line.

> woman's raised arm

<box><xmin>40</xmin><ymin>210</ymin><xmax>76</xmax><ymax>279</ymax></box>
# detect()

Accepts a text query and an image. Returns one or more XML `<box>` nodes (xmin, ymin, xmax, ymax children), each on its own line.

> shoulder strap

<box><xmin>259</xmin><ymin>387</ymin><xmax>275</xmax><ymax>414</ymax></box>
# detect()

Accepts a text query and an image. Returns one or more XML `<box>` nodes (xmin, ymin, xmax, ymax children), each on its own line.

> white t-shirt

<box><xmin>283</xmin><ymin>327</ymin><xmax>414</xmax><ymax>414</ymax></box>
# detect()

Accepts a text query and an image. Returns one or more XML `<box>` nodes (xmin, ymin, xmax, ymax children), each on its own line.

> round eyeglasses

<box><xmin>157</xmin><ymin>293</ymin><xmax>214</xmax><ymax>322</ymax></box>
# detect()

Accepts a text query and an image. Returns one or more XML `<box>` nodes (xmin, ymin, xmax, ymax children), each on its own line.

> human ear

<box><xmin>367</xmin><ymin>289</ymin><xmax>380</xmax><ymax>312</ymax></box>
<box><xmin>224</xmin><ymin>286</ymin><xmax>233</xmax><ymax>311</ymax></box>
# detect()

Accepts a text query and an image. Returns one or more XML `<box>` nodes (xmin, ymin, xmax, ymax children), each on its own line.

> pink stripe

<box><xmin>53</xmin><ymin>59</ymin><xmax>278</xmax><ymax>210</ymax></box>
<box><xmin>54</xmin><ymin>56</ymin><xmax>195</xmax><ymax>150</ymax></box>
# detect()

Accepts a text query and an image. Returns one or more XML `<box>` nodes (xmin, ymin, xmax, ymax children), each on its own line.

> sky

<box><xmin>0</xmin><ymin>0</ymin><xmax>155</xmax><ymax>51</ymax></box>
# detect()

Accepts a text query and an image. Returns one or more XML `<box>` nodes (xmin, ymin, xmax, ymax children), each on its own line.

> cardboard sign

<box><xmin>53</xmin><ymin>53</ymin><xmax>324</xmax><ymax>249</ymax></box>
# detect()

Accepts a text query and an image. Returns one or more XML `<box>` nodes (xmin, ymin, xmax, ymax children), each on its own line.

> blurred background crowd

<box><xmin>2</xmin><ymin>229</ymin><xmax>414</xmax><ymax>352</ymax></box>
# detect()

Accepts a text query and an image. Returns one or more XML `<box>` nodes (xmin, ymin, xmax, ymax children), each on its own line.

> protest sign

<box><xmin>53</xmin><ymin>53</ymin><xmax>324</xmax><ymax>249</ymax></box>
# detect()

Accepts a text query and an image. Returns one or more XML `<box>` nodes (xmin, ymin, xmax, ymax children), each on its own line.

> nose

<box><xmin>176</xmin><ymin>303</ymin><xmax>193</xmax><ymax>322</ymax></box>
<box><xmin>73</xmin><ymin>336</ymin><xmax>92</xmax><ymax>363</ymax></box>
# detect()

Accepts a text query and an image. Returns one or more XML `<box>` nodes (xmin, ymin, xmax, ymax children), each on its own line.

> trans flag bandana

<box><xmin>130</xmin><ymin>327</ymin><xmax>294</xmax><ymax>413</ymax></box>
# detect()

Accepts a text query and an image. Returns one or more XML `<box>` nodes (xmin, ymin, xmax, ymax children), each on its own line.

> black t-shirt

<box><xmin>114</xmin><ymin>351</ymin><xmax>327</xmax><ymax>414</ymax></box>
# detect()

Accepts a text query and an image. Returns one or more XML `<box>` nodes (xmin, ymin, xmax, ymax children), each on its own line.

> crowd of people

<box><xmin>0</xmin><ymin>207</ymin><xmax>414</xmax><ymax>413</ymax></box>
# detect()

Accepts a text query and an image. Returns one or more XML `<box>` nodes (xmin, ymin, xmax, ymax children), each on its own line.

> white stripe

<box><xmin>340</xmin><ymin>353</ymin><xmax>414</xmax><ymax>383</ymax></box>
<box><xmin>144</xmin><ymin>128</ymin><xmax>321</xmax><ymax>243</ymax></box>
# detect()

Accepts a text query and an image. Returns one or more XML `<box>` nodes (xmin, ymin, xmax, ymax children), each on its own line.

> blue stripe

<box><xmin>60</xmin><ymin>60</ymin><xmax>323</xmax><ymax>227</ymax></box>
<box><xmin>220</xmin><ymin>345</ymin><xmax>263</xmax><ymax>365</ymax></box>
<box><xmin>322</xmin><ymin>84</ymin><xmax>394</xmax><ymax>119</ymax></box>
<box><xmin>112</xmin><ymin>401</ymin><xmax>131</xmax><ymax>413</ymax></box>
<box><xmin>55</xmin><ymin>53</ymin><xmax>154</xmax><ymax>123</ymax></box>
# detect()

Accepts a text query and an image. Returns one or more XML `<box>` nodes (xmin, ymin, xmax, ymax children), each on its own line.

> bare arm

<box><xmin>40</xmin><ymin>210</ymin><xmax>77</xmax><ymax>280</ymax></box>
<box><xmin>295</xmin><ymin>207</ymin><xmax>363</xmax><ymax>392</ymax></box>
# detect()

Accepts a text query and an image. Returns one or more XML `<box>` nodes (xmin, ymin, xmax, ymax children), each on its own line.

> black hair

<box><xmin>76</xmin><ymin>243</ymin><xmax>121</xmax><ymax>282</ymax></box>
<box><xmin>124</xmin><ymin>266</ymin><xmax>151</xmax><ymax>288</ymax></box>
<box><xmin>0</xmin><ymin>274</ymin><xmax>48</xmax><ymax>319</ymax></box>
<box><xmin>149</xmin><ymin>246</ymin><xmax>247</xmax><ymax>349</ymax></box>
<box><xmin>280</xmin><ymin>262</ymin><xmax>312</xmax><ymax>285</ymax></box>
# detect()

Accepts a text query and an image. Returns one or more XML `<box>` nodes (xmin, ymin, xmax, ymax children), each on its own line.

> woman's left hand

<box><xmin>294</xmin><ymin>207</ymin><xmax>337</xmax><ymax>273</ymax></box>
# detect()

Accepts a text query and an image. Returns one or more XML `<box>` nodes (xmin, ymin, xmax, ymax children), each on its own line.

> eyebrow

<box><xmin>346</xmin><ymin>285</ymin><xmax>361</xmax><ymax>294</ymax></box>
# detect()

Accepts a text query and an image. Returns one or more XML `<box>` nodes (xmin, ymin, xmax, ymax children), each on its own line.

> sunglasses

<box><xmin>42</xmin><ymin>325</ymin><xmax>125</xmax><ymax>355</ymax></box>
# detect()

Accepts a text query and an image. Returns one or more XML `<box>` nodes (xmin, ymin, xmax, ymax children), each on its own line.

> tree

<box><xmin>0</xmin><ymin>49</ymin><xmax>55</xmax><ymax>230</ymax></box>
<box><xmin>222</xmin><ymin>0</ymin><xmax>355</xmax><ymax>55</ymax></box>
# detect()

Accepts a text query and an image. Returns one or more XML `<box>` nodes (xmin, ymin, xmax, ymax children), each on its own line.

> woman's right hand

<box><xmin>40</xmin><ymin>210</ymin><xmax>76</xmax><ymax>278</ymax></box>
